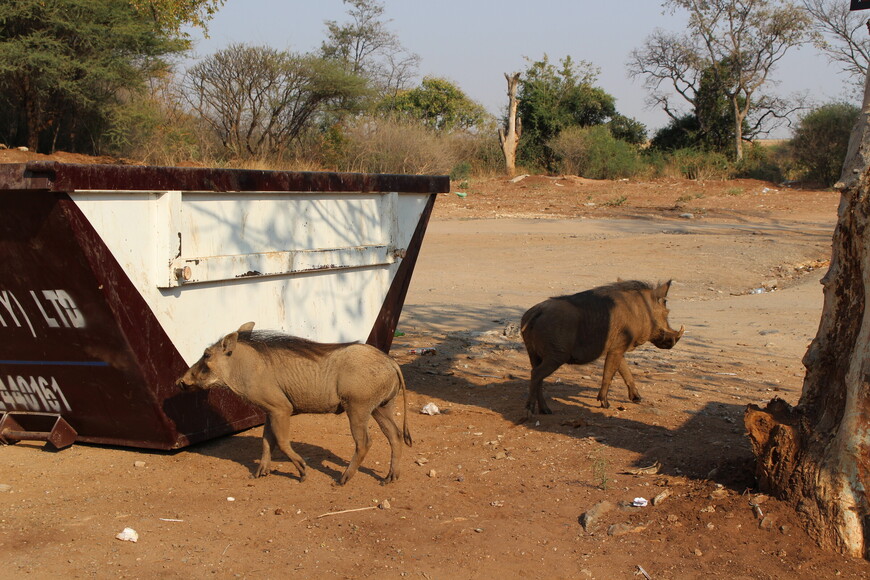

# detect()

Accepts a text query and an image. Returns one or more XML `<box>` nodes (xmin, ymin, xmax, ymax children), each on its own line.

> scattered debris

<box><xmin>409</xmin><ymin>347</ymin><xmax>436</xmax><ymax>355</ymax></box>
<box><xmin>420</xmin><ymin>402</ymin><xmax>441</xmax><ymax>415</ymax></box>
<box><xmin>631</xmin><ymin>497</ymin><xmax>649</xmax><ymax>508</ymax></box>
<box><xmin>115</xmin><ymin>528</ymin><xmax>139</xmax><ymax>543</ymax></box>
<box><xmin>653</xmin><ymin>489</ymin><xmax>672</xmax><ymax>506</ymax></box>
<box><xmin>227</xmin><ymin>497</ymin><xmax>236</xmax><ymax>502</ymax></box>
<box><xmin>159</xmin><ymin>518</ymin><xmax>184</xmax><ymax>522</ymax></box>
<box><xmin>379</xmin><ymin>499</ymin><xmax>391</xmax><ymax>510</ymax></box>
<box><xmin>133</xmin><ymin>461</ymin><xmax>146</xmax><ymax>468</ymax></box>
<box><xmin>316</xmin><ymin>506</ymin><xmax>379</xmax><ymax>519</ymax></box>
<box><xmin>626</xmin><ymin>461</ymin><xmax>661</xmax><ymax>476</ymax></box>
<box><xmin>637</xmin><ymin>564</ymin><xmax>653</xmax><ymax>580</ymax></box>
<box><xmin>509</xmin><ymin>174</ymin><xmax>529</xmax><ymax>183</ymax></box>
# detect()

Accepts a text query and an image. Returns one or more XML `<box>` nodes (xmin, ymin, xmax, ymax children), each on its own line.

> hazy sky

<box><xmin>186</xmin><ymin>0</ymin><xmax>859</xmax><ymax>137</ymax></box>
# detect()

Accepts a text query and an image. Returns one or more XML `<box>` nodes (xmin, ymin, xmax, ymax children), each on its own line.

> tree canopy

<box><xmin>517</xmin><ymin>55</ymin><xmax>642</xmax><ymax>171</ymax></box>
<box><xmin>382</xmin><ymin>77</ymin><xmax>488</xmax><ymax>132</ymax></box>
<box><xmin>0</xmin><ymin>0</ymin><xmax>197</xmax><ymax>152</ymax></box>
<box><xmin>630</xmin><ymin>0</ymin><xmax>810</xmax><ymax>160</ymax></box>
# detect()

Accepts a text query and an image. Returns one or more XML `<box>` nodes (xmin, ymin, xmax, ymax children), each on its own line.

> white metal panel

<box><xmin>71</xmin><ymin>190</ymin><xmax>429</xmax><ymax>364</ymax></box>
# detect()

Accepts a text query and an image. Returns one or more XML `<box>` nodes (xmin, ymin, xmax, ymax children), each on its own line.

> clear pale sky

<box><xmin>186</xmin><ymin>0</ymin><xmax>859</xmax><ymax>137</ymax></box>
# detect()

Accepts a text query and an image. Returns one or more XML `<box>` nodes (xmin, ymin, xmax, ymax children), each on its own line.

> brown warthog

<box><xmin>521</xmin><ymin>280</ymin><xmax>684</xmax><ymax>413</ymax></box>
<box><xmin>177</xmin><ymin>322</ymin><xmax>412</xmax><ymax>485</ymax></box>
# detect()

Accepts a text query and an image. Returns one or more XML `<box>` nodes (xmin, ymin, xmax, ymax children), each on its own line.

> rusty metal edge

<box><xmin>367</xmin><ymin>193</ymin><xmax>437</xmax><ymax>352</ymax></box>
<box><xmin>0</xmin><ymin>162</ymin><xmax>450</xmax><ymax>194</ymax></box>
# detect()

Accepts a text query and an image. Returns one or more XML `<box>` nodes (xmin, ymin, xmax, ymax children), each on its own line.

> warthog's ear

<box><xmin>221</xmin><ymin>331</ymin><xmax>240</xmax><ymax>355</ymax></box>
<box><xmin>238</xmin><ymin>321</ymin><xmax>255</xmax><ymax>333</ymax></box>
<box><xmin>654</xmin><ymin>280</ymin><xmax>673</xmax><ymax>300</ymax></box>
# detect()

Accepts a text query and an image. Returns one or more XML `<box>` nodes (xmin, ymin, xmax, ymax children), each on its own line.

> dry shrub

<box><xmin>337</xmin><ymin>118</ymin><xmax>458</xmax><ymax>174</ymax></box>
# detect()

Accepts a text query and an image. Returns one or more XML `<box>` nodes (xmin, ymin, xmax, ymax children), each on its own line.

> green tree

<box><xmin>791</xmin><ymin>102</ymin><xmax>860</xmax><ymax>186</ymax></box>
<box><xmin>517</xmin><ymin>55</ymin><xmax>643</xmax><ymax>171</ymax></box>
<box><xmin>0</xmin><ymin>0</ymin><xmax>196</xmax><ymax>152</ymax></box>
<box><xmin>650</xmin><ymin>60</ymin><xmax>746</xmax><ymax>155</ymax></box>
<box><xmin>383</xmin><ymin>77</ymin><xmax>488</xmax><ymax>132</ymax></box>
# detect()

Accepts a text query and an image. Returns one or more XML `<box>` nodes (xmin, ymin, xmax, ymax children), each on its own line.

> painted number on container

<box><xmin>0</xmin><ymin>375</ymin><xmax>72</xmax><ymax>413</ymax></box>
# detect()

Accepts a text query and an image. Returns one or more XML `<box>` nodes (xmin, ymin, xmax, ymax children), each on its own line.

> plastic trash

<box><xmin>631</xmin><ymin>497</ymin><xmax>649</xmax><ymax>507</ymax></box>
<box><xmin>116</xmin><ymin>528</ymin><xmax>139</xmax><ymax>542</ymax></box>
<box><xmin>408</xmin><ymin>347</ymin><xmax>436</xmax><ymax>355</ymax></box>
<box><xmin>420</xmin><ymin>402</ymin><xmax>441</xmax><ymax>415</ymax></box>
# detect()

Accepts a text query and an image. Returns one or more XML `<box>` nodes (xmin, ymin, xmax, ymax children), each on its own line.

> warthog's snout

<box><xmin>652</xmin><ymin>325</ymin><xmax>685</xmax><ymax>349</ymax></box>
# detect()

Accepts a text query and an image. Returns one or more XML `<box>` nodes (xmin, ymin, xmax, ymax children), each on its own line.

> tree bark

<box><xmin>498</xmin><ymin>72</ymin><xmax>521</xmax><ymax>177</ymax></box>
<box><xmin>744</xmin><ymin>71</ymin><xmax>870</xmax><ymax>559</ymax></box>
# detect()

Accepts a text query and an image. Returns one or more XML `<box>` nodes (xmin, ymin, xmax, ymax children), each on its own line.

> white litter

<box><xmin>420</xmin><ymin>402</ymin><xmax>441</xmax><ymax>415</ymax></box>
<box><xmin>631</xmin><ymin>497</ymin><xmax>649</xmax><ymax>507</ymax></box>
<box><xmin>115</xmin><ymin>528</ymin><xmax>139</xmax><ymax>543</ymax></box>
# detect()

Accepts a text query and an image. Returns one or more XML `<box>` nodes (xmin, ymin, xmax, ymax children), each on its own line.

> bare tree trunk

<box><xmin>498</xmin><ymin>72</ymin><xmax>521</xmax><ymax>177</ymax></box>
<box><xmin>744</xmin><ymin>70</ymin><xmax>870</xmax><ymax>559</ymax></box>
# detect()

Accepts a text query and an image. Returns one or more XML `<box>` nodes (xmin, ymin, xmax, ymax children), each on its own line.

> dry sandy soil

<box><xmin>2</xmin><ymin>157</ymin><xmax>869</xmax><ymax>579</ymax></box>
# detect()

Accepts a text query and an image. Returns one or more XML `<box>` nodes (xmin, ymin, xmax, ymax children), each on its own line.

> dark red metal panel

<box><xmin>0</xmin><ymin>162</ymin><xmax>450</xmax><ymax>195</ymax></box>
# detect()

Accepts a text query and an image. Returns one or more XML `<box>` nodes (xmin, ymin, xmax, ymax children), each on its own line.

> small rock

<box><xmin>227</xmin><ymin>497</ymin><xmax>236</xmax><ymax>502</ymax></box>
<box><xmin>16</xmin><ymin>146</ymin><xmax>28</xmax><ymax>152</ymax></box>
<box><xmin>667</xmin><ymin>514</ymin><xmax>679</xmax><ymax>523</ymax></box>
<box><xmin>709</xmin><ymin>489</ymin><xmax>728</xmax><ymax>500</ymax></box>
<box><xmin>415</xmin><ymin>457</ymin><xmax>429</xmax><ymax>466</ymax></box>
<box><xmin>694</xmin><ymin>548</ymin><xmax>703</xmax><ymax>557</ymax></box>
<box><xmin>759</xmin><ymin>516</ymin><xmax>775</xmax><ymax>530</ymax></box>
<box><xmin>494</xmin><ymin>451</ymin><xmax>507</xmax><ymax>460</ymax></box>
<box><xmin>379</xmin><ymin>499</ymin><xmax>391</xmax><ymax>510</ymax></box>
<box><xmin>679</xmin><ymin>213</ymin><xmax>694</xmax><ymax>219</ymax></box>
<box><xmin>133</xmin><ymin>461</ymin><xmax>146</xmax><ymax>468</ymax></box>
<box><xmin>474</xmin><ymin>527</ymin><xmax>484</xmax><ymax>533</ymax></box>
<box><xmin>579</xmin><ymin>500</ymin><xmax>615</xmax><ymax>533</ymax></box>
<box><xmin>428</xmin><ymin>469</ymin><xmax>437</xmax><ymax>478</ymax></box>
<box><xmin>274</xmin><ymin>508</ymin><xmax>285</xmax><ymax>515</ymax></box>
<box><xmin>0</xmin><ymin>484</ymin><xmax>12</xmax><ymax>493</ymax></box>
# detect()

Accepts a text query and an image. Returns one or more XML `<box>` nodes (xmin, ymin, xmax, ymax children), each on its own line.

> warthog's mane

<box><xmin>238</xmin><ymin>330</ymin><xmax>357</xmax><ymax>360</ymax></box>
<box><xmin>554</xmin><ymin>280</ymin><xmax>653</xmax><ymax>302</ymax></box>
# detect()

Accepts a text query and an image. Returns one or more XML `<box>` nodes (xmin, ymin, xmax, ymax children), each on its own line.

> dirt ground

<box><xmin>2</xmin><ymin>158</ymin><xmax>869</xmax><ymax>579</ymax></box>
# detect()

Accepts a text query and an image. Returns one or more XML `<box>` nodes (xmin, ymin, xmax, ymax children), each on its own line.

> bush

<box><xmin>330</xmin><ymin>117</ymin><xmax>458</xmax><ymax>174</ymax></box>
<box><xmin>549</xmin><ymin>125</ymin><xmax>642</xmax><ymax>179</ymax></box>
<box><xmin>665</xmin><ymin>148</ymin><xmax>731</xmax><ymax>180</ymax></box>
<box><xmin>733</xmin><ymin>142</ymin><xmax>785</xmax><ymax>183</ymax></box>
<box><xmin>790</xmin><ymin>102</ymin><xmax>860</xmax><ymax>186</ymax></box>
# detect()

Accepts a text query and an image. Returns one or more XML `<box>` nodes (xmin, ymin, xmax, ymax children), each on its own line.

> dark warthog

<box><xmin>521</xmin><ymin>280</ymin><xmax>684</xmax><ymax>413</ymax></box>
<box><xmin>177</xmin><ymin>322</ymin><xmax>412</xmax><ymax>485</ymax></box>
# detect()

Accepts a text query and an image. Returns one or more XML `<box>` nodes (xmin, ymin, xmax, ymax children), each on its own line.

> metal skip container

<box><xmin>0</xmin><ymin>162</ymin><xmax>448</xmax><ymax>449</ymax></box>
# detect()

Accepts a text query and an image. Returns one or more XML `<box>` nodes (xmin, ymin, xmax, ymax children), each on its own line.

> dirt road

<box><xmin>2</xmin><ymin>176</ymin><xmax>868</xmax><ymax>579</ymax></box>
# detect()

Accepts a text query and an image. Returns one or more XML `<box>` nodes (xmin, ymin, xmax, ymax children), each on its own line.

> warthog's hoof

<box><xmin>253</xmin><ymin>466</ymin><xmax>271</xmax><ymax>478</ymax></box>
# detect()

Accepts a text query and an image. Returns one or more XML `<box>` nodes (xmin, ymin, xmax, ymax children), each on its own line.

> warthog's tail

<box><xmin>394</xmin><ymin>360</ymin><xmax>413</xmax><ymax>447</ymax></box>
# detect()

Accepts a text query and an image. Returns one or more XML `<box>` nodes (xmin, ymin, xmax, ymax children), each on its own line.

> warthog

<box><xmin>177</xmin><ymin>322</ymin><xmax>412</xmax><ymax>485</ymax></box>
<box><xmin>521</xmin><ymin>280</ymin><xmax>684</xmax><ymax>413</ymax></box>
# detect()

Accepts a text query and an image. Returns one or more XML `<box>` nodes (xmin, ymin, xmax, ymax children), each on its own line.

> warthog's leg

<box><xmin>617</xmin><ymin>357</ymin><xmax>641</xmax><ymax>403</ymax></box>
<box><xmin>259</xmin><ymin>411</ymin><xmax>308</xmax><ymax>481</ymax></box>
<box><xmin>527</xmin><ymin>358</ymin><xmax>563</xmax><ymax>415</ymax></box>
<box><xmin>255</xmin><ymin>416</ymin><xmax>276</xmax><ymax>477</ymax></box>
<box><xmin>372</xmin><ymin>402</ymin><xmax>403</xmax><ymax>483</ymax></box>
<box><xmin>596</xmin><ymin>351</ymin><xmax>625</xmax><ymax>409</ymax></box>
<box><xmin>339</xmin><ymin>406</ymin><xmax>373</xmax><ymax>485</ymax></box>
